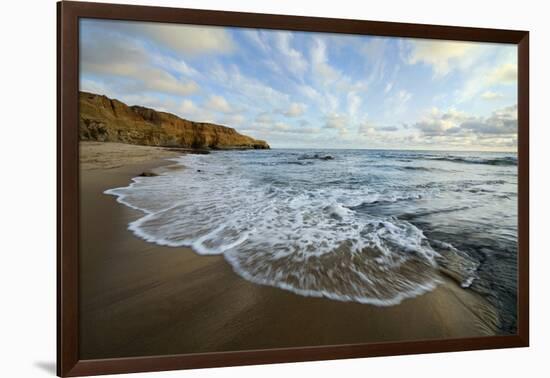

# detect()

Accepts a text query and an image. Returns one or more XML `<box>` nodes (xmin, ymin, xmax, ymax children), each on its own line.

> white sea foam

<box><xmin>105</xmin><ymin>152</ymin><xmax>451</xmax><ymax>305</ymax></box>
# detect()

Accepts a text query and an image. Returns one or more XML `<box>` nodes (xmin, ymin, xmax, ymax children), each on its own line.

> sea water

<box><xmin>105</xmin><ymin>149</ymin><xmax>518</xmax><ymax>332</ymax></box>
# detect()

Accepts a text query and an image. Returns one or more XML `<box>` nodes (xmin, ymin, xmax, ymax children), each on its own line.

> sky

<box><xmin>80</xmin><ymin>19</ymin><xmax>518</xmax><ymax>151</ymax></box>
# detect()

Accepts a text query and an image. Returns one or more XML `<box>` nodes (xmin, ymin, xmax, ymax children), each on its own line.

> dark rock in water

<box><xmin>164</xmin><ymin>147</ymin><xmax>211</xmax><ymax>155</ymax></box>
<box><xmin>139</xmin><ymin>171</ymin><xmax>158</xmax><ymax>177</ymax></box>
<box><xmin>197</xmin><ymin>169</ymin><xmax>202</xmax><ymax>172</ymax></box>
<box><xmin>190</xmin><ymin>149</ymin><xmax>211</xmax><ymax>155</ymax></box>
<box><xmin>299</xmin><ymin>153</ymin><xmax>335</xmax><ymax>161</ymax></box>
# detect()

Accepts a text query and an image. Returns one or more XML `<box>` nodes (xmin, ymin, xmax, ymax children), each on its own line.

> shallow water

<box><xmin>106</xmin><ymin>149</ymin><xmax>518</xmax><ymax>333</ymax></box>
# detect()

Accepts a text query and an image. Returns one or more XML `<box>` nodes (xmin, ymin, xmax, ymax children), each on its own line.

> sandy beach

<box><xmin>79</xmin><ymin>142</ymin><xmax>500</xmax><ymax>360</ymax></box>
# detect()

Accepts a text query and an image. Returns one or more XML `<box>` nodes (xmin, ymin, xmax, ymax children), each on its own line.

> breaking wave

<box><xmin>427</xmin><ymin>156</ymin><xmax>517</xmax><ymax>166</ymax></box>
<box><xmin>104</xmin><ymin>149</ymin><xmax>516</xmax><ymax>311</ymax></box>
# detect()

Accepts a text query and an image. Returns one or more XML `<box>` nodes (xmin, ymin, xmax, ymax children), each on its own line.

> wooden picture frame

<box><xmin>57</xmin><ymin>1</ymin><xmax>529</xmax><ymax>376</ymax></box>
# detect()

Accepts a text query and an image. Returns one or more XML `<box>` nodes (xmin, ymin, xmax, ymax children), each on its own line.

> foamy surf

<box><xmin>105</xmin><ymin>149</ymin><xmax>517</xmax><ymax>315</ymax></box>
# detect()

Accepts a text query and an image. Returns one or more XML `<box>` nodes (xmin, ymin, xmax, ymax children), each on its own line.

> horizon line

<box><xmin>263</xmin><ymin>146</ymin><xmax>518</xmax><ymax>153</ymax></box>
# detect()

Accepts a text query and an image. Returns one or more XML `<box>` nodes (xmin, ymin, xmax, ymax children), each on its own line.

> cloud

<box><xmin>289</xmin><ymin>127</ymin><xmax>321</xmax><ymax>134</ymax></box>
<box><xmin>106</xmin><ymin>93</ymin><xmax>177</xmax><ymax>114</ymax></box>
<box><xmin>347</xmin><ymin>92</ymin><xmax>362</xmax><ymax>119</ymax></box>
<box><xmin>138</xmin><ymin>70</ymin><xmax>198</xmax><ymax>96</ymax></box>
<box><xmin>274</xmin><ymin>122</ymin><xmax>291</xmax><ymax>131</ymax></box>
<box><xmin>358</xmin><ymin>121</ymin><xmax>400</xmax><ymax>136</ymax></box>
<box><xmin>402</xmin><ymin>39</ymin><xmax>479</xmax><ymax>78</ymax></box>
<box><xmin>361</xmin><ymin>37</ymin><xmax>391</xmax><ymax>87</ymax></box>
<box><xmin>311</xmin><ymin>38</ymin><xmax>341</xmax><ymax>84</ymax></box>
<box><xmin>255</xmin><ymin>112</ymin><xmax>273</xmax><ymax>125</ymax></box>
<box><xmin>413</xmin><ymin>105</ymin><xmax>517</xmax><ymax>138</ymax></box>
<box><xmin>325</xmin><ymin>113</ymin><xmax>348</xmax><ymax>130</ymax></box>
<box><xmin>145</xmin><ymin>24</ymin><xmax>234</xmax><ymax>55</ymax></box>
<box><xmin>221</xmin><ymin>113</ymin><xmax>246</xmax><ymax>127</ymax></box>
<box><xmin>243</xmin><ymin>29</ymin><xmax>270</xmax><ymax>53</ymax></box>
<box><xmin>298</xmin><ymin>85</ymin><xmax>321</xmax><ymax>101</ymax></box>
<box><xmin>460</xmin><ymin>105</ymin><xmax>517</xmax><ymax>135</ymax></box>
<box><xmin>80</xmin><ymin>78</ymin><xmax>110</xmax><ymax>96</ymax></box>
<box><xmin>205</xmin><ymin>95</ymin><xmax>233</xmax><ymax>113</ymax></box>
<box><xmin>271</xmin><ymin>125</ymin><xmax>321</xmax><ymax>135</ymax></box>
<box><xmin>297</xmin><ymin>83</ymin><xmax>339</xmax><ymax>114</ymax></box>
<box><xmin>385</xmin><ymin>89</ymin><xmax>412</xmax><ymax>115</ymax></box>
<box><xmin>247</xmin><ymin>116</ymin><xmax>320</xmax><ymax>136</ymax></box>
<box><xmin>152</xmin><ymin>55</ymin><xmax>201</xmax><ymax>78</ymax></box>
<box><xmin>88</xmin><ymin>20</ymin><xmax>236</xmax><ymax>56</ymax></box>
<box><xmin>284</xmin><ymin>102</ymin><xmax>307</xmax><ymax>117</ymax></box>
<box><xmin>211</xmin><ymin>64</ymin><xmax>290</xmax><ymax>110</ymax></box>
<box><xmin>175</xmin><ymin>99</ymin><xmax>219</xmax><ymax>123</ymax></box>
<box><xmin>85</xmin><ymin>62</ymin><xmax>199</xmax><ymax>97</ymax></box>
<box><xmin>487</xmin><ymin>63</ymin><xmax>517</xmax><ymax>84</ymax></box>
<box><xmin>358</xmin><ymin>122</ymin><xmax>377</xmax><ymax>136</ymax></box>
<box><xmin>481</xmin><ymin>91</ymin><xmax>504</xmax><ymax>100</ymax></box>
<box><xmin>418</xmin><ymin>39</ymin><xmax>511</xmax><ymax>104</ymax></box>
<box><xmin>307</xmin><ymin>37</ymin><xmax>369</xmax><ymax>121</ymax></box>
<box><xmin>178</xmin><ymin>95</ymin><xmax>243</xmax><ymax>124</ymax></box>
<box><xmin>325</xmin><ymin>113</ymin><xmax>350</xmax><ymax>136</ymax></box>
<box><xmin>310</xmin><ymin>37</ymin><xmax>368</xmax><ymax>93</ymax></box>
<box><xmin>274</xmin><ymin>32</ymin><xmax>308</xmax><ymax>76</ymax></box>
<box><xmin>361</xmin><ymin>37</ymin><xmax>388</xmax><ymax>60</ymax></box>
<box><xmin>414</xmin><ymin>108</ymin><xmax>469</xmax><ymax>136</ymax></box>
<box><xmin>80</xmin><ymin>28</ymin><xmax>199</xmax><ymax>97</ymax></box>
<box><xmin>457</xmin><ymin>60</ymin><xmax>517</xmax><ymax>103</ymax></box>
<box><xmin>179</xmin><ymin>99</ymin><xmax>199</xmax><ymax>115</ymax></box>
<box><xmin>80</xmin><ymin>34</ymin><xmax>148</xmax><ymax>75</ymax></box>
<box><xmin>395</xmin><ymin>90</ymin><xmax>412</xmax><ymax>104</ymax></box>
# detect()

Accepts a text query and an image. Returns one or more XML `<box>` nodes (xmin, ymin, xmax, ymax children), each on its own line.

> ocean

<box><xmin>105</xmin><ymin>149</ymin><xmax>518</xmax><ymax>333</ymax></box>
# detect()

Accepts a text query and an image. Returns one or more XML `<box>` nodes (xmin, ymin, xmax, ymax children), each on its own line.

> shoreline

<box><xmin>80</xmin><ymin>141</ymin><xmax>500</xmax><ymax>360</ymax></box>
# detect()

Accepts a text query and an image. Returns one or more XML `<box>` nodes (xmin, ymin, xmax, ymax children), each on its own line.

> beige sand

<box><xmin>79</xmin><ymin>142</ymin><xmax>499</xmax><ymax>360</ymax></box>
<box><xmin>79</xmin><ymin>141</ymin><xmax>182</xmax><ymax>170</ymax></box>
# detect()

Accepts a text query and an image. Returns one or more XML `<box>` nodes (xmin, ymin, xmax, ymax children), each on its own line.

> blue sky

<box><xmin>80</xmin><ymin>19</ymin><xmax>518</xmax><ymax>151</ymax></box>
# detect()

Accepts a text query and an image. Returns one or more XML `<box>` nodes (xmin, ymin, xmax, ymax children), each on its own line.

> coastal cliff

<box><xmin>79</xmin><ymin>92</ymin><xmax>270</xmax><ymax>150</ymax></box>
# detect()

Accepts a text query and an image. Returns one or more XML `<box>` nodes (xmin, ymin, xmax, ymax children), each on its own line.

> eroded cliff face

<box><xmin>79</xmin><ymin>92</ymin><xmax>270</xmax><ymax>149</ymax></box>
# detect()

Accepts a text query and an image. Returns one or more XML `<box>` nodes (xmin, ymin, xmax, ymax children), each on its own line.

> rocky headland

<box><xmin>79</xmin><ymin>92</ymin><xmax>270</xmax><ymax>150</ymax></box>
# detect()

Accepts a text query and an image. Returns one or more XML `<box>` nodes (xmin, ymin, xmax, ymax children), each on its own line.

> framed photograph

<box><xmin>57</xmin><ymin>1</ymin><xmax>529</xmax><ymax>376</ymax></box>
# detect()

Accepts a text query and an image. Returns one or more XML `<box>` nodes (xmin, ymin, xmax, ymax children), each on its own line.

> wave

<box><xmin>104</xmin><ymin>151</ymin><xmax>504</xmax><ymax>308</ymax></box>
<box><xmin>402</xmin><ymin>166</ymin><xmax>435</xmax><ymax>171</ymax></box>
<box><xmin>348</xmin><ymin>192</ymin><xmax>424</xmax><ymax>209</ymax></box>
<box><xmin>105</xmin><ymin>154</ymin><xmax>469</xmax><ymax>306</ymax></box>
<box><xmin>431</xmin><ymin>240</ymin><xmax>480</xmax><ymax>288</ymax></box>
<box><xmin>427</xmin><ymin>156</ymin><xmax>517</xmax><ymax>166</ymax></box>
<box><xmin>414</xmin><ymin>179</ymin><xmax>508</xmax><ymax>193</ymax></box>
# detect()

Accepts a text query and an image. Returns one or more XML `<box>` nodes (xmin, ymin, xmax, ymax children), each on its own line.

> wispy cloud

<box><xmin>401</xmin><ymin>39</ymin><xmax>480</xmax><ymax>78</ymax></box>
<box><xmin>481</xmin><ymin>91</ymin><xmax>504</xmax><ymax>100</ymax></box>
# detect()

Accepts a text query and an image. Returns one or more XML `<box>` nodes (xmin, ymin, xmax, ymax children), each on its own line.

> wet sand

<box><xmin>79</xmin><ymin>142</ymin><xmax>499</xmax><ymax>360</ymax></box>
